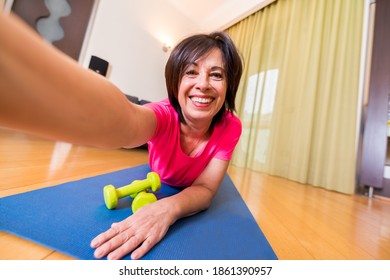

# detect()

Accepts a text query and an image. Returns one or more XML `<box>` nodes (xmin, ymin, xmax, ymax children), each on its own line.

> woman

<box><xmin>0</xmin><ymin>12</ymin><xmax>243</xmax><ymax>260</ymax></box>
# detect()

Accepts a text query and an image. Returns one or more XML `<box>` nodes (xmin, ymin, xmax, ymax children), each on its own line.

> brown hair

<box><xmin>165</xmin><ymin>32</ymin><xmax>243</xmax><ymax>126</ymax></box>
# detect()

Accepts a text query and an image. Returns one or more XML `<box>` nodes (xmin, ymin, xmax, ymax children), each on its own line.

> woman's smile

<box><xmin>189</xmin><ymin>95</ymin><xmax>215</xmax><ymax>107</ymax></box>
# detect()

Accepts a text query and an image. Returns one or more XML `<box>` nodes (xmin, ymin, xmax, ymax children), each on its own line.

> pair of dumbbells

<box><xmin>103</xmin><ymin>172</ymin><xmax>161</xmax><ymax>213</ymax></box>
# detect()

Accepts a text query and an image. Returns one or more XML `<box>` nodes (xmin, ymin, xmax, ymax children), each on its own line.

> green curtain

<box><xmin>227</xmin><ymin>0</ymin><xmax>364</xmax><ymax>194</ymax></box>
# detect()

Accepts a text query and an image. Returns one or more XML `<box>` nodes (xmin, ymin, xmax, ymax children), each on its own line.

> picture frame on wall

<box><xmin>2</xmin><ymin>0</ymin><xmax>97</xmax><ymax>62</ymax></box>
<box><xmin>2</xmin><ymin>0</ymin><xmax>13</xmax><ymax>12</ymax></box>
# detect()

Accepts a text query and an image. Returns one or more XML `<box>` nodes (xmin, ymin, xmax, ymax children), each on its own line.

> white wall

<box><xmin>80</xmin><ymin>0</ymin><xmax>201</xmax><ymax>102</ymax></box>
<box><xmin>80</xmin><ymin>0</ymin><xmax>269</xmax><ymax>102</ymax></box>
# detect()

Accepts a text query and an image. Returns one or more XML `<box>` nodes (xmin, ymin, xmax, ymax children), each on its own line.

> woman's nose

<box><xmin>195</xmin><ymin>73</ymin><xmax>210</xmax><ymax>91</ymax></box>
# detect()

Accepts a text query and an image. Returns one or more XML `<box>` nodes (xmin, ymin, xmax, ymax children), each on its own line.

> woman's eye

<box><xmin>210</xmin><ymin>72</ymin><xmax>224</xmax><ymax>80</ymax></box>
<box><xmin>185</xmin><ymin>70</ymin><xmax>197</xmax><ymax>76</ymax></box>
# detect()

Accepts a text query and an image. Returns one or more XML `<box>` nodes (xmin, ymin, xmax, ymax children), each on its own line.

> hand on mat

<box><xmin>90</xmin><ymin>199</ymin><xmax>175</xmax><ymax>260</ymax></box>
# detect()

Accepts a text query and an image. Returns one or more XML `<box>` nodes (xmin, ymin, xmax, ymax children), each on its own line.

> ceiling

<box><xmin>167</xmin><ymin>0</ymin><xmax>268</xmax><ymax>31</ymax></box>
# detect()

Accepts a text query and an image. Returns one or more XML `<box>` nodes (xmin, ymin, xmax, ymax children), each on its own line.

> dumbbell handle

<box><xmin>116</xmin><ymin>179</ymin><xmax>150</xmax><ymax>197</ymax></box>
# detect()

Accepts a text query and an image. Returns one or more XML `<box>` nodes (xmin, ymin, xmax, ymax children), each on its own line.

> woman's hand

<box><xmin>90</xmin><ymin>199</ymin><xmax>176</xmax><ymax>260</ymax></box>
<box><xmin>91</xmin><ymin>159</ymin><xmax>230</xmax><ymax>260</ymax></box>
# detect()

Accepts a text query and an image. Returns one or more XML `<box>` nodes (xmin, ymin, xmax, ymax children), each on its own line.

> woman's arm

<box><xmin>0</xmin><ymin>12</ymin><xmax>156</xmax><ymax>148</ymax></box>
<box><xmin>166</xmin><ymin>157</ymin><xmax>229</xmax><ymax>217</ymax></box>
<box><xmin>90</xmin><ymin>157</ymin><xmax>229</xmax><ymax>260</ymax></box>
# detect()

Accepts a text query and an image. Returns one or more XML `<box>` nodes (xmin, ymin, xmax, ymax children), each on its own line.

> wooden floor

<box><xmin>1</xmin><ymin>128</ymin><xmax>389</xmax><ymax>260</ymax></box>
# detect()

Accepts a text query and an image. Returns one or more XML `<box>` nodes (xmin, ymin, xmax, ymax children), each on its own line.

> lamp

<box><xmin>162</xmin><ymin>43</ymin><xmax>172</xmax><ymax>53</ymax></box>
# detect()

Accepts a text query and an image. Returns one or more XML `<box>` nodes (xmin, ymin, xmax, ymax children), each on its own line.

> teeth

<box><xmin>191</xmin><ymin>97</ymin><xmax>213</xmax><ymax>104</ymax></box>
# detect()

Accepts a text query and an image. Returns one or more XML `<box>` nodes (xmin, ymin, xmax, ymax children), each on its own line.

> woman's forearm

<box><xmin>0</xmin><ymin>13</ymin><xmax>149</xmax><ymax>148</ymax></box>
<box><xmin>165</xmin><ymin>185</ymin><xmax>215</xmax><ymax>223</ymax></box>
<box><xmin>166</xmin><ymin>159</ymin><xmax>230</xmax><ymax>223</ymax></box>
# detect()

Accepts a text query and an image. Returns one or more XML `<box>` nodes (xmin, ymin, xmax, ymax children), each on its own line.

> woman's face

<box><xmin>177</xmin><ymin>48</ymin><xmax>227</xmax><ymax>126</ymax></box>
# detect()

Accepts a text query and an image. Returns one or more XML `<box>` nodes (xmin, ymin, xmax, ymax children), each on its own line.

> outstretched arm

<box><xmin>0</xmin><ymin>12</ymin><xmax>156</xmax><ymax>148</ymax></box>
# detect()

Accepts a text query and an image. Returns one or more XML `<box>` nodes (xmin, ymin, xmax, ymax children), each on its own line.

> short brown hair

<box><xmin>165</xmin><ymin>32</ymin><xmax>243</xmax><ymax>126</ymax></box>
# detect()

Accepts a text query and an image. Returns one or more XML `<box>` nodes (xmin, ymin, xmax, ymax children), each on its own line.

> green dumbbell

<box><xmin>131</xmin><ymin>191</ymin><xmax>158</xmax><ymax>213</ymax></box>
<box><xmin>103</xmin><ymin>172</ymin><xmax>160</xmax><ymax>210</ymax></box>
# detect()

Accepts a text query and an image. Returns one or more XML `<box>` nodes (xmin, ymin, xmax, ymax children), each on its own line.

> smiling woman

<box><xmin>0</xmin><ymin>12</ymin><xmax>243</xmax><ymax>260</ymax></box>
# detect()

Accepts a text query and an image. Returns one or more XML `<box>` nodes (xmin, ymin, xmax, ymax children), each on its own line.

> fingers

<box><xmin>106</xmin><ymin>234</ymin><xmax>142</xmax><ymax>260</ymax></box>
<box><xmin>93</xmin><ymin>225</ymin><xmax>164</xmax><ymax>260</ymax></box>
<box><xmin>131</xmin><ymin>235</ymin><xmax>158</xmax><ymax>260</ymax></box>
<box><xmin>90</xmin><ymin>223</ymin><xmax>119</xmax><ymax>248</ymax></box>
<box><xmin>91</xmin><ymin>221</ymin><xmax>135</xmax><ymax>259</ymax></box>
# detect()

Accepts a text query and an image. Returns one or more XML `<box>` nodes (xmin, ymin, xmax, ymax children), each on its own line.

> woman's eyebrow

<box><xmin>210</xmin><ymin>66</ymin><xmax>226</xmax><ymax>74</ymax></box>
<box><xmin>211</xmin><ymin>66</ymin><xmax>224</xmax><ymax>71</ymax></box>
<box><xmin>186</xmin><ymin>63</ymin><xmax>225</xmax><ymax>72</ymax></box>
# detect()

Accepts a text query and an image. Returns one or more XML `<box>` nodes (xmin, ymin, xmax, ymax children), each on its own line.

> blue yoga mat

<box><xmin>0</xmin><ymin>164</ymin><xmax>277</xmax><ymax>260</ymax></box>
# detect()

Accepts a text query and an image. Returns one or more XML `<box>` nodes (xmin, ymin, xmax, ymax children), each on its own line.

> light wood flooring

<box><xmin>0</xmin><ymin>128</ymin><xmax>389</xmax><ymax>260</ymax></box>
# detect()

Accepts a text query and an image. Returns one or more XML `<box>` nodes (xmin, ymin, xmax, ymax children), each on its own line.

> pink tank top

<box><xmin>145</xmin><ymin>99</ymin><xmax>242</xmax><ymax>187</ymax></box>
